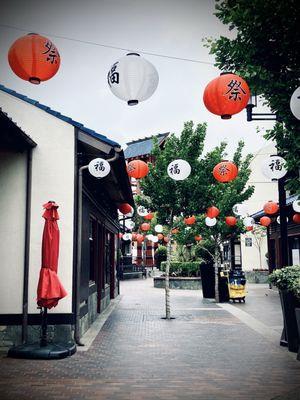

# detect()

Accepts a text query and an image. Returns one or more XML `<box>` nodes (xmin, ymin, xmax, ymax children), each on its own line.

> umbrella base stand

<box><xmin>7</xmin><ymin>341</ymin><xmax>76</xmax><ymax>360</ymax></box>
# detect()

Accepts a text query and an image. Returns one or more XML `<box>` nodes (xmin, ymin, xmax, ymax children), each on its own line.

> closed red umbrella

<box><xmin>37</xmin><ymin>201</ymin><xmax>67</xmax><ymax>309</ymax></box>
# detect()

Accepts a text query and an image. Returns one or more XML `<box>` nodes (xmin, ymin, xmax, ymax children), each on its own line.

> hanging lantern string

<box><xmin>0</xmin><ymin>23</ymin><xmax>214</xmax><ymax>66</ymax></box>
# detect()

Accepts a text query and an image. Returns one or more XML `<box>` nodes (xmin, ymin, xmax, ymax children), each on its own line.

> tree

<box><xmin>206</xmin><ymin>0</ymin><xmax>300</xmax><ymax>193</ymax></box>
<box><xmin>245</xmin><ymin>225</ymin><xmax>267</xmax><ymax>270</ymax></box>
<box><xmin>136</xmin><ymin>121</ymin><xmax>254</xmax><ymax>311</ymax></box>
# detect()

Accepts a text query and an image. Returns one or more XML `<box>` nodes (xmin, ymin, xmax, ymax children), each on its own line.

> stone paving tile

<box><xmin>0</xmin><ymin>279</ymin><xmax>299</xmax><ymax>400</ymax></box>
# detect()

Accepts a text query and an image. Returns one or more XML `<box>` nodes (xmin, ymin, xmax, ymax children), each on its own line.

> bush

<box><xmin>269</xmin><ymin>265</ymin><xmax>300</xmax><ymax>298</ymax></box>
<box><xmin>194</xmin><ymin>241</ymin><xmax>214</xmax><ymax>265</ymax></box>
<box><xmin>160</xmin><ymin>261</ymin><xmax>200</xmax><ymax>277</ymax></box>
<box><xmin>154</xmin><ymin>246</ymin><xmax>167</xmax><ymax>268</ymax></box>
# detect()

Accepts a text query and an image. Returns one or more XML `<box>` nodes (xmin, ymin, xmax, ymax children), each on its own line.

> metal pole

<box><xmin>278</xmin><ymin>177</ymin><xmax>289</xmax><ymax>267</ymax></box>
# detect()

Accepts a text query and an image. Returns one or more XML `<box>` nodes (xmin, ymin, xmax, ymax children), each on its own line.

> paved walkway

<box><xmin>1</xmin><ymin>279</ymin><xmax>300</xmax><ymax>400</ymax></box>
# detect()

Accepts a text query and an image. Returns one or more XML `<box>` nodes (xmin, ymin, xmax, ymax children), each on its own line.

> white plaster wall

<box><xmin>0</xmin><ymin>91</ymin><xmax>75</xmax><ymax>314</ymax></box>
<box><xmin>241</xmin><ymin>143</ymin><xmax>277</xmax><ymax>271</ymax></box>
<box><xmin>0</xmin><ymin>151</ymin><xmax>27</xmax><ymax>313</ymax></box>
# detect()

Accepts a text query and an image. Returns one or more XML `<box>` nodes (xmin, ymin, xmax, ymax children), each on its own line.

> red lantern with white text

<box><xmin>260</xmin><ymin>216</ymin><xmax>271</xmax><ymax>227</ymax></box>
<box><xmin>203</xmin><ymin>73</ymin><xmax>250</xmax><ymax>119</ymax></box>
<box><xmin>263</xmin><ymin>201</ymin><xmax>279</xmax><ymax>215</ymax></box>
<box><xmin>8</xmin><ymin>33</ymin><xmax>60</xmax><ymax>84</ymax></box>
<box><xmin>225</xmin><ymin>216</ymin><xmax>237</xmax><ymax>226</ymax></box>
<box><xmin>127</xmin><ymin>160</ymin><xmax>149</xmax><ymax>179</ymax></box>
<box><xmin>213</xmin><ymin>161</ymin><xmax>238</xmax><ymax>183</ymax></box>
<box><xmin>207</xmin><ymin>206</ymin><xmax>220</xmax><ymax>218</ymax></box>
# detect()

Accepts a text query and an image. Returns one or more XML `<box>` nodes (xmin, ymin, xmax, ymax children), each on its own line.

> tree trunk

<box><xmin>165</xmin><ymin>211</ymin><xmax>173</xmax><ymax>319</ymax></box>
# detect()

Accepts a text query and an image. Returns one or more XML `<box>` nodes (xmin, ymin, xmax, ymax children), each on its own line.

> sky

<box><xmin>0</xmin><ymin>0</ymin><xmax>275</xmax><ymax>157</ymax></box>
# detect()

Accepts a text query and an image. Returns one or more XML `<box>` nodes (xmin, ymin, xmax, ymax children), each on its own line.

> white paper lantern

<box><xmin>125</xmin><ymin>220</ymin><xmax>135</xmax><ymax>230</ymax></box>
<box><xmin>167</xmin><ymin>159</ymin><xmax>191</xmax><ymax>181</ymax></box>
<box><xmin>107</xmin><ymin>53</ymin><xmax>159</xmax><ymax>105</ymax></box>
<box><xmin>151</xmin><ymin>236</ymin><xmax>158</xmax><ymax>243</ymax></box>
<box><xmin>122</xmin><ymin>233</ymin><xmax>132</xmax><ymax>241</ymax></box>
<box><xmin>185</xmin><ymin>227</ymin><xmax>191</xmax><ymax>231</ymax></box>
<box><xmin>146</xmin><ymin>234</ymin><xmax>154</xmax><ymax>241</ymax></box>
<box><xmin>137</xmin><ymin>205</ymin><xmax>149</xmax><ymax>216</ymax></box>
<box><xmin>243</xmin><ymin>217</ymin><xmax>255</xmax><ymax>227</ymax></box>
<box><xmin>276</xmin><ymin>216</ymin><xmax>289</xmax><ymax>224</ymax></box>
<box><xmin>232</xmin><ymin>203</ymin><xmax>248</xmax><ymax>217</ymax></box>
<box><xmin>261</xmin><ymin>156</ymin><xmax>287</xmax><ymax>181</ymax></box>
<box><xmin>154</xmin><ymin>224</ymin><xmax>163</xmax><ymax>233</ymax></box>
<box><xmin>88</xmin><ymin>158</ymin><xmax>111</xmax><ymax>178</ymax></box>
<box><xmin>292</xmin><ymin>199</ymin><xmax>300</xmax><ymax>213</ymax></box>
<box><xmin>290</xmin><ymin>86</ymin><xmax>300</xmax><ymax>120</ymax></box>
<box><xmin>205</xmin><ymin>217</ymin><xmax>217</xmax><ymax>227</ymax></box>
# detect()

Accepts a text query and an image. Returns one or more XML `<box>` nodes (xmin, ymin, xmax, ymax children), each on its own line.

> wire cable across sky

<box><xmin>0</xmin><ymin>23</ymin><xmax>215</xmax><ymax>66</ymax></box>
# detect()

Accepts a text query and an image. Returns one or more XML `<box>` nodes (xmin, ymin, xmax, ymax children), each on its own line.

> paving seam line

<box><xmin>218</xmin><ymin>303</ymin><xmax>297</xmax><ymax>361</ymax></box>
<box><xmin>77</xmin><ymin>295</ymin><xmax>122</xmax><ymax>352</ymax></box>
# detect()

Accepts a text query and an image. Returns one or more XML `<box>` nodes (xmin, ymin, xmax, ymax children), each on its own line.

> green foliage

<box><xmin>208</xmin><ymin>0</ymin><xmax>300</xmax><ymax>193</ymax></box>
<box><xmin>160</xmin><ymin>261</ymin><xmax>201</xmax><ymax>277</ymax></box>
<box><xmin>194</xmin><ymin>240</ymin><xmax>215</xmax><ymax>265</ymax></box>
<box><xmin>154</xmin><ymin>245</ymin><xmax>167</xmax><ymax>268</ymax></box>
<box><xmin>269</xmin><ymin>266</ymin><xmax>300</xmax><ymax>298</ymax></box>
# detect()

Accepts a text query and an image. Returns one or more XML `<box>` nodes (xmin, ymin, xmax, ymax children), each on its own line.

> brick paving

<box><xmin>0</xmin><ymin>279</ymin><xmax>300</xmax><ymax>400</ymax></box>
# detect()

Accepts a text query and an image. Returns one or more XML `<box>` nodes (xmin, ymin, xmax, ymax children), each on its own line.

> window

<box><xmin>245</xmin><ymin>238</ymin><xmax>252</xmax><ymax>247</ymax></box>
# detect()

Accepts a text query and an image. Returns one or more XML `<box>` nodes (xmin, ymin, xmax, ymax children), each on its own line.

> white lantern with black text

<box><xmin>152</xmin><ymin>235</ymin><xmax>159</xmax><ymax>243</ymax></box>
<box><xmin>205</xmin><ymin>217</ymin><xmax>217</xmax><ymax>227</ymax></box>
<box><xmin>107</xmin><ymin>53</ymin><xmax>159</xmax><ymax>105</ymax></box>
<box><xmin>233</xmin><ymin>203</ymin><xmax>248</xmax><ymax>217</ymax></box>
<box><xmin>243</xmin><ymin>217</ymin><xmax>255</xmax><ymax>227</ymax></box>
<box><xmin>261</xmin><ymin>156</ymin><xmax>287</xmax><ymax>181</ymax></box>
<box><xmin>125</xmin><ymin>220</ymin><xmax>135</xmax><ymax>230</ymax></box>
<box><xmin>88</xmin><ymin>158</ymin><xmax>110</xmax><ymax>178</ymax></box>
<box><xmin>155</xmin><ymin>224</ymin><xmax>163</xmax><ymax>233</ymax></box>
<box><xmin>137</xmin><ymin>205</ymin><xmax>149</xmax><ymax>216</ymax></box>
<box><xmin>146</xmin><ymin>234</ymin><xmax>154</xmax><ymax>241</ymax></box>
<box><xmin>290</xmin><ymin>86</ymin><xmax>300</xmax><ymax>120</ymax></box>
<box><xmin>167</xmin><ymin>159</ymin><xmax>191</xmax><ymax>181</ymax></box>
<box><xmin>292</xmin><ymin>199</ymin><xmax>300</xmax><ymax>213</ymax></box>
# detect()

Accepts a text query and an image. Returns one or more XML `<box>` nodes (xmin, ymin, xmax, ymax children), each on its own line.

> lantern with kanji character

<box><xmin>131</xmin><ymin>233</ymin><xmax>137</xmax><ymax>241</ymax></box>
<box><xmin>243</xmin><ymin>217</ymin><xmax>255</xmax><ymax>227</ymax></box>
<box><xmin>293</xmin><ymin>214</ymin><xmax>300</xmax><ymax>224</ymax></box>
<box><xmin>127</xmin><ymin>160</ymin><xmax>149</xmax><ymax>179</ymax></box>
<box><xmin>141</xmin><ymin>223</ymin><xmax>150</xmax><ymax>231</ymax></box>
<box><xmin>119</xmin><ymin>203</ymin><xmax>133</xmax><ymax>215</ymax></box>
<box><xmin>123</xmin><ymin>233</ymin><xmax>132</xmax><ymax>241</ymax></box>
<box><xmin>203</xmin><ymin>73</ymin><xmax>250</xmax><ymax>119</ymax></box>
<box><xmin>225</xmin><ymin>216</ymin><xmax>237</xmax><ymax>226</ymax></box>
<box><xmin>260</xmin><ymin>216</ymin><xmax>271</xmax><ymax>227</ymax></box>
<box><xmin>207</xmin><ymin>206</ymin><xmax>220</xmax><ymax>218</ymax></box>
<box><xmin>246</xmin><ymin>226</ymin><xmax>253</xmax><ymax>231</ymax></box>
<box><xmin>155</xmin><ymin>224</ymin><xmax>163</xmax><ymax>233</ymax></box>
<box><xmin>292</xmin><ymin>199</ymin><xmax>300</xmax><ymax>213</ymax></box>
<box><xmin>195</xmin><ymin>235</ymin><xmax>202</xmax><ymax>241</ymax></box>
<box><xmin>290</xmin><ymin>87</ymin><xmax>300</xmax><ymax>120</ymax></box>
<box><xmin>107</xmin><ymin>53</ymin><xmax>159</xmax><ymax>105</ymax></box>
<box><xmin>184</xmin><ymin>216</ymin><xmax>196</xmax><ymax>225</ymax></box>
<box><xmin>261</xmin><ymin>156</ymin><xmax>287</xmax><ymax>181</ymax></box>
<box><xmin>263</xmin><ymin>201</ymin><xmax>279</xmax><ymax>215</ymax></box>
<box><xmin>152</xmin><ymin>236</ymin><xmax>159</xmax><ymax>243</ymax></box>
<box><xmin>136</xmin><ymin>234</ymin><xmax>144</xmax><ymax>243</ymax></box>
<box><xmin>232</xmin><ymin>203</ymin><xmax>248</xmax><ymax>217</ymax></box>
<box><xmin>88</xmin><ymin>158</ymin><xmax>111</xmax><ymax>178</ymax></box>
<box><xmin>167</xmin><ymin>159</ymin><xmax>191</xmax><ymax>181</ymax></box>
<box><xmin>144</xmin><ymin>213</ymin><xmax>154</xmax><ymax>220</ymax></box>
<box><xmin>8</xmin><ymin>33</ymin><xmax>60</xmax><ymax>84</ymax></box>
<box><xmin>213</xmin><ymin>161</ymin><xmax>238</xmax><ymax>183</ymax></box>
<box><xmin>137</xmin><ymin>205</ymin><xmax>149</xmax><ymax>216</ymax></box>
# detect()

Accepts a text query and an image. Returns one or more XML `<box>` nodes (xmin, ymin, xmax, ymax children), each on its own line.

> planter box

<box><xmin>153</xmin><ymin>277</ymin><xmax>201</xmax><ymax>290</ymax></box>
<box><xmin>279</xmin><ymin>290</ymin><xmax>300</xmax><ymax>353</ymax></box>
<box><xmin>295</xmin><ymin>308</ymin><xmax>300</xmax><ymax>361</ymax></box>
<box><xmin>244</xmin><ymin>270</ymin><xmax>269</xmax><ymax>284</ymax></box>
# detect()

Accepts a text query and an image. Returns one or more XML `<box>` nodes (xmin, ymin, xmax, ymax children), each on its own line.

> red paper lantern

<box><xmin>141</xmin><ymin>223</ymin><xmax>150</xmax><ymax>231</ymax></box>
<box><xmin>136</xmin><ymin>234</ymin><xmax>144</xmax><ymax>243</ymax></box>
<box><xmin>260</xmin><ymin>216</ymin><xmax>271</xmax><ymax>227</ymax></box>
<box><xmin>164</xmin><ymin>237</ymin><xmax>169</xmax><ymax>243</ymax></box>
<box><xmin>171</xmin><ymin>228</ymin><xmax>179</xmax><ymax>234</ymax></box>
<box><xmin>246</xmin><ymin>226</ymin><xmax>253</xmax><ymax>231</ymax></box>
<box><xmin>213</xmin><ymin>161</ymin><xmax>238</xmax><ymax>183</ymax></box>
<box><xmin>144</xmin><ymin>213</ymin><xmax>154</xmax><ymax>220</ymax></box>
<box><xmin>203</xmin><ymin>73</ymin><xmax>250</xmax><ymax>119</ymax></box>
<box><xmin>225</xmin><ymin>216</ymin><xmax>237</xmax><ymax>226</ymax></box>
<box><xmin>293</xmin><ymin>214</ymin><xmax>300</xmax><ymax>224</ymax></box>
<box><xmin>207</xmin><ymin>206</ymin><xmax>220</xmax><ymax>218</ymax></box>
<box><xmin>263</xmin><ymin>201</ymin><xmax>279</xmax><ymax>215</ymax></box>
<box><xmin>8</xmin><ymin>33</ymin><xmax>60</xmax><ymax>84</ymax></box>
<box><xmin>184</xmin><ymin>216</ymin><xmax>196</xmax><ymax>225</ymax></box>
<box><xmin>195</xmin><ymin>235</ymin><xmax>202</xmax><ymax>241</ymax></box>
<box><xmin>118</xmin><ymin>203</ymin><xmax>132</xmax><ymax>215</ymax></box>
<box><xmin>157</xmin><ymin>233</ymin><xmax>164</xmax><ymax>240</ymax></box>
<box><xmin>131</xmin><ymin>233</ymin><xmax>137</xmax><ymax>241</ymax></box>
<box><xmin>127</xmin><ymin>160</ymin><xmax>149</xmax><ymax>179</ymax></box>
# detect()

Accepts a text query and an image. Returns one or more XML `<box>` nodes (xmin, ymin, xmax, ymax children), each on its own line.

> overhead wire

<box><xmin>0</xmin><ymin>23</ymin><xmax>214</xmax><ymax>65</ymax></box>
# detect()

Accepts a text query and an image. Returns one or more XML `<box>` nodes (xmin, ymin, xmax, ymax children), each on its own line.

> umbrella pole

<box><xmin>40</xmin><ymin>307</ymin><xmax>48</xmax><ymax>347</ymax></box>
